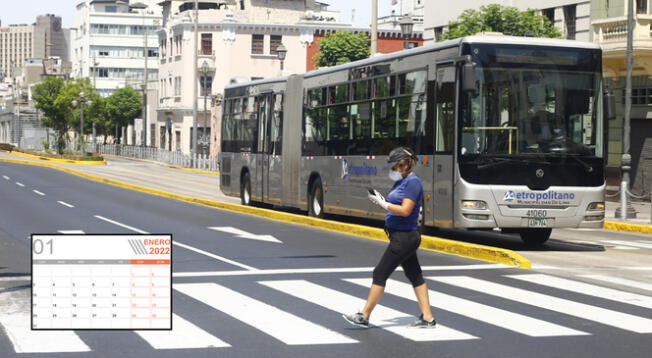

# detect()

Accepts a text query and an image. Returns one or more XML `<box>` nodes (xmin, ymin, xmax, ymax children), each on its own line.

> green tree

<box><xmin>56</xmin><ymin>78</ymin><xmax>103</xmax><ymax>139</ymax></box>
<box><xmin>105</xmin><ymin>86</ymin><xmax>142</xmax><ymax>142</ymax></box>
<box><xmin>32</xmin><ymin>77</ymin><xmax>68</xmax><ymax>153</ymax></box>
<box><xmin>441</xmin><ymin>4</ymin><xmax>562</xmax><ymax>41</ymax></box>
<box><xmin>313</xmin><ymin>30</ymin><xmax>370</xmax><ymax>68</ymax></box>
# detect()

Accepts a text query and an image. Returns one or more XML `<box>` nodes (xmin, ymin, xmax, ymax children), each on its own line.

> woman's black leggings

<box><xmin>372</xmin><ymin>229</ymin><xmax>425</xmax><ymax>287</ymax></box>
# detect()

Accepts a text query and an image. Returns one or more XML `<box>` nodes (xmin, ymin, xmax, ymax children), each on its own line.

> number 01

<box><xmin>33</xmin><ymin>239</ymin><xmax>53</xmax><ymax>254</ymax></box>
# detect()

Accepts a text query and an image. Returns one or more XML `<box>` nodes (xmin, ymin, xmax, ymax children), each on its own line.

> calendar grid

<box><xmin>31</xmin><ymin>234</ymin><xmax>172</xmax><ymax>331</ymax></box>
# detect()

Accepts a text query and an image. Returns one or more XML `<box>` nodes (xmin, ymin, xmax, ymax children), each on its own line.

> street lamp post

<box><xmin>72</xmin><ymin>92</ymin><xmax>92</xmax><ymax>153</ymax></box>
<box><xmin>130</xmin><ymin>2</ymin><xmax>149</xmax><ymax>147</ymax></box>
<box><xmin>201</xmin><ymin>60</ymin><xmax>209</xmax><ymax>156</ymax></box>
<box><xmin>192</xmin><ymin>0</ymin><xmax>199</xmax><ymax>159</ymax></box>
<box><xmin>276</xmin><ymin>43</ymin><xmax>287</xmax><ymax>75</ymax></box>
<box><xmin>399</xmin><ymin>15</ymin><xmax>414</xmax><ymax>50</ymax></box>
<box><xmin>91</xmin><ymin>55</ymin><xmax>99</xmax><ymax>145</ymax></box>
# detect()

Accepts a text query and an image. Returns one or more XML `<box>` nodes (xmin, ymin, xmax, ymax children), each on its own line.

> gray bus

<box><xmin>219</xmin><ymin>35</ymin><xmax>613</xmax><ymax>245</ymax></box>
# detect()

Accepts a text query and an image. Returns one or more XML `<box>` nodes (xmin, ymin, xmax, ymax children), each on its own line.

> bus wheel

<box><xmin>240</xmin><ymin>172</ymin><xmax>252</xmax><ymax>206</ymax></box>
<box><xmin>308</xmin><ymin>178</ymin><xmax>324</xmax><ymax>218</ymax></box>
<box><xmin>519</xmin><ymin>228</ymin><xmax>552</xmax><ymax>246</ymax></box>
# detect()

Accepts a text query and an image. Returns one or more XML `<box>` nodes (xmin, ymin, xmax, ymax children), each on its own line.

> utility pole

<box><xmin>192</xmin><ymin>0</ymin><xmax>199</xmax><ymax>158</ymax></box>
<box><xmin>617</xmin><ymin>0</ymin><xmax>637</xmax><ymax>219</ymax></box>
<box><xmin>142</xmin><ymin>9</ymin><xmax>148</xmax><ymax>147</ymax></box>
<box><xmin>92</xmin><ymin>55</ymin><xmax>98</xmax><ymax>145</ymax></box>
<box><xmin>371</xmin><ymin>0</ymin><xmax>378</xmax><ymax>55</ymax></box>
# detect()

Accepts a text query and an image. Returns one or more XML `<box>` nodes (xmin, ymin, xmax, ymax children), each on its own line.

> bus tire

<box><xmin>308</xmin><ymin>178</ymin><xmax>324</xmax><ymax>218</ymax></box>
<box><xmin>240</xmin><ymin>171</ymin><xmax>252</xmax><ymax>206</ymax></box>
<box><xmin>519</xmin><ymin>228</ymin><xmax>552</xmax><ymax>246</ymax></box>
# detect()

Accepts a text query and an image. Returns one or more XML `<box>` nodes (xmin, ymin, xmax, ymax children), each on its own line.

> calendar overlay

<box><xmin>31</xmin><ymin>234</ymin><xmax>172</xmax><ymax>330</ymax></box>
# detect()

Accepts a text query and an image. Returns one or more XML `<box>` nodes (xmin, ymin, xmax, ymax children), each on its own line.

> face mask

<box><xmin>389</xmin><ymin>169</ymin><xmax>403</xmax><ymax>181</ymax></box>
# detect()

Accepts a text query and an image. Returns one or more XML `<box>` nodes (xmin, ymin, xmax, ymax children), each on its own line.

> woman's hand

<box><xmin>368</xmin><ymin>191</ymin><xmax>389</xmax><ymax>210</ymax></box>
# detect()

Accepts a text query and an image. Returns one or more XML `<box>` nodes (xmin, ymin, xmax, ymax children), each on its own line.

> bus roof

<box><xmin>225</xmin><ymin>35</ymin><xmax>600</xmax><ymax>90</ymax></box>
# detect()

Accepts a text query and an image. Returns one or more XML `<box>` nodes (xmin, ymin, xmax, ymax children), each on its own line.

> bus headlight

<box><xmin>462</xmin><ymin>200</ymin><xmax>487</xmax><ymax>210</ymax></box>
<box><xmin>587</xmin><ymin>202</ymin><xmax>605</xmax><ymax>211</ymax></box>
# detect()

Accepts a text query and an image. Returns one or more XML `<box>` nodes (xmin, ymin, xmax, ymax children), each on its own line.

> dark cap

<box><xmin>387</xmin><ymin>147</ymin><xmax>418</xmax><ymax>165</ymax></box>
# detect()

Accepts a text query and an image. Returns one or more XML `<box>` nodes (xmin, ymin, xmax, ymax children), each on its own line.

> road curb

<box><xmin>604</xmin><ymin>220</ymin><xmax>652</xmax><ymax>234</ymax></box>
<box><xmin>6</xmin><ymin>151</ymin><xmax>106</xmax><ymax>165</ymax></box>
<box><xmin>164</xmin><ymin>165</ymin><xmax>219</xmax><ymax>176</ymax></box>
<box><xmin>0</xmin><ymin>157</ymin><xmax>530</xmax><ymax>269</ymax></box>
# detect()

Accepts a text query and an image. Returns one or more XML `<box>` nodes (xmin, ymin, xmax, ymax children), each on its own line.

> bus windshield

<box><xmin>460</xmin><ymin>45</ymin><xmax>603</xmax><ymax>160</ymax></box>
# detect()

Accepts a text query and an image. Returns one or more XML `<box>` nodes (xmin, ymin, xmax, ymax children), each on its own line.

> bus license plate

<box><xmin>528</xmin><ymin>218</ymin><xmax>548</xmax><ymax>227</ymax></box>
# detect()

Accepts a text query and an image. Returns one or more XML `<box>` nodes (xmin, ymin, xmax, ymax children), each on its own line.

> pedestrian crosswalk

<box><xmin>0</xmin><ymin>272</ymin><xmax>651</xmax><ymax>355</ymax></box>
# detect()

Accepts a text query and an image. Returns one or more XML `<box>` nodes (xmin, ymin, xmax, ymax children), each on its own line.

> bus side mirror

<box><xmin>462</xmin><ymin>62</ymin><xmax>477</xmax><ymax>93</ymax></box>
<box><xmin>604</xmin><ymin>89</ymin><xmax>616</xmax><ymax>121</ymax></box>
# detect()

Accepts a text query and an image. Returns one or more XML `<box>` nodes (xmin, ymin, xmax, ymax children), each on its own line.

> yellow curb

<box><xmin>0</xmin><ymin>157</ymin><xmax>530</xmax><ymax>268</ymax></box>
<box><xmin>8</xmin><ymin>151</ymin><xmax>106</xmax><ymax>165</ymax></box>
<box><xmin>164</xmin><ymin>165</ymin><xmax>219</xmax><ymax>176</ymax></box>
<box><xmin>604</xmin><ymin>220</ymin><xmax>652</xmax><ymax>234</ymax></box>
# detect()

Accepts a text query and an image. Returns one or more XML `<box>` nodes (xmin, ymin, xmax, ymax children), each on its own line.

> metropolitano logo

<box><xmin>503</xmin><ymin>190</ymin><xmax>515</xmax><ymax>202</ymax></box>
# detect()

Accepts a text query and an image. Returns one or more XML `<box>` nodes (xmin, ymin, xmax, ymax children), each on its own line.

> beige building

<box><xmin>424</xmin><ymin>0</ymin><xmax>591</xmax><ymax>42</ymax></box>
<box><xmin>592</xmin><ymin>0</ymin><xmax>652</xmax><ymax>194</ymax></box>
<box><xmin>0</xmin><ymin>15</ymin><xmax>69</xmax><ymax>79</ymax></box>
<box><xmin>155</xmin><ymin>0</ymin><xmax>348</xmax><ymax>156</ymax></box>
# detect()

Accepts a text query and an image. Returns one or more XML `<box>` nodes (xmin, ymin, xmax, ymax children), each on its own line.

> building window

<box><xmin>434</xmin><ymin>26</ymin><xmax>443</xmax><ymax>42</ymax></box>
<box><xmin>200</xmin><ymin>76</ymin><xmax>213</xmax><ymax>96</ymax></box>
<box><xmin>270</xmin><ymin>35</ymin><xmax>282</xmax><ymax>56</ymax></box>
<box><xmin>563</xmin><ymin>5</ymin><xmax>576</xmax><ymax>40</ymax></box>
<box><xmin>201</xmin><ymin>33</ymin><xmax>212</xmax><ymax>55</ymax></box>
<box><xmin>542</xmin><ymin>8</ymin><xmax>555</xmax><ymax>24</ymax></box>
<box><xmin>174</xmin><ymin>76</ymin><xmax>182</xmax><ymax>96</ymax></box>
<box><xmin>252</xmin><ymin>34</ymin><xmax>264</xmax><ymax>55</ymax></box>
<box><xmin>637</xmin><ymin>0</ymin><xmax>648</xmax><ymax>14</ymax></box>
<box><xmin>105</xmin><ymin>5</ymin><xmax>117</xmax><ymax>13</ymax></box>
<box><xmin>630</xmin><ymin>88</ymin><xmax>652</xmax><ymax>105</ymax></box>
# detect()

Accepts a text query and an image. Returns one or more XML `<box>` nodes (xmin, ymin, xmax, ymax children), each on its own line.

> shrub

<box><xmin>0</xmin><ymin>143</ymin><xmax>15</xmax><ymax>151</ymax></box>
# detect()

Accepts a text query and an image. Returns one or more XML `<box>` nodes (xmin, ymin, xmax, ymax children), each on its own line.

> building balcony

<box><xmin>197</xmin><ymin>50</ymin><xmax>215</xmax><ymax>71</ymax></box>
<box><xmin>593</xmin><ymin>15</ymin><xmax>652</xmax><ymax>56</ymax></box>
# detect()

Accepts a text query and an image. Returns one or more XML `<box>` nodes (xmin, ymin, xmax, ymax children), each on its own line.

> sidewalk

<box><xmin>1</xmin><ymin>150</ymin><xmax>650</xmax><ymax>233</ymax></box>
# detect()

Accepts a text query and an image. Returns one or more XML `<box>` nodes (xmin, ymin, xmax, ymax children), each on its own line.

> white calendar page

<box><xmin>31</xmin><ymin>234</ymin><xmax>172</xmax><ymax>330</ymax></box>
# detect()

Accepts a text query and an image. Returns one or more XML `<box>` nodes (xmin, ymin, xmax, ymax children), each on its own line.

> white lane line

<box><xmin>15</xmin><ymin>182</ymin><xmax>24</xmax><ymax>187</ymax></box>
<box><xmin>2</xmin><ymin>175</ymin><xmax>9</xmax><ymax>180</ymax></box>
<box><xmin>94</xmin><ymin>215</ymin><xmax>149</xmax><ymax>234</ymax></box>
<box><xmin>57</xmin><ymin>230</ymin><xmax>85</xmax><ymax>234</ymax></box>
<box><xmin>347</xmin><ymin>278</ymin><xmax>588</xmax><ymax>337</ymax></box>
<box><xmin>261</xmin><ymin>279</ymin><xmax>475</xmax><ymax>342</ymax></box>
<box><xmin>507</xmin><ymin>274</ymin><xmax>652</xmax><ymax>310</ymax></box>
<box><xmin>57</xmin><ymin>201</ymin><xmax>74</xmax><ymax>208</ymax></box>
<box><xmin>0</xmin><ymin>276</ymin><xmax>30</xmax><ymax>282</ymax></box>
<box><xmin>94</xmin><ymin>215</ymin><xmax>256</xmax><ymax>271</ymax></box>
<box><xmin>136</xmin><ymin>314</ymin><xmax>230</xmax><ymax>349</ymax></box>
<box><xmin>172</xmin><ymin>241</ymin><xmax>258</xmax><ymax>271</ymax></box>
<box><xmin>174</xmin><ymin>283</ymin><xmax>357</xmax><ymax>345</ymax></box>
<box><xmin>430</xmin><ymin>276</ymin><xmax>652</xmax><ymax>334</ymax></box>
<box><xmin>32</xmin><ymin>190</ymin><xmax>45</xmax><ymax>196</ymax></box>
<box><xmin>602</xmin><ymin>240</ymin><xmax>652</xmax><ymax>250</ymax></box>
<box><xmin>532</xmin><ymin>265</ymin><xmax>652</xmax><ymax>271</ymax></box>
<box><xmin>0</xmin><ymin>290</ymin><xmax>90</xmax><ymax>353</ymax></box>
<box><xmin>578</xmin><ymin>275</ymin><xmax>652</xmax><ymax>293</ymax></box>
<box><xmin>172</xmin><ymin>264</ymin><xmax>508</xmax><ymax>278</ymax></box>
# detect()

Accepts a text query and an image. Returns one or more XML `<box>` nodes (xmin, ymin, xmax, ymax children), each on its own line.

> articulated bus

<box><xmin>219</xmin><ymin>35</ymin><xmax>613</xmax><ymax>245</ymax></box>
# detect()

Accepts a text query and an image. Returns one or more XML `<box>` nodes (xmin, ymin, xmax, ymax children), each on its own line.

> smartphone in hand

<box><xmin>367</xmin><ymin>187</ymin><xmax>376</xmax><ymax>195</ymax></box>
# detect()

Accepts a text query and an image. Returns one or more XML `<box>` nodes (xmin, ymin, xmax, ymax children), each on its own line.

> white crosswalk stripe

<box><xmin>429</xmin><ymin>276</ymin><xmax>652</xmax><ymax>334</ymax></box>
<box><xmin>0</xmin><ymin>290</ymin><xmax>91</xmax><ymax>353</ymax></box>
<box><xmin>346</xmin><ymin>278</ymin><xmax>588</xmax><ymax>337</ymax></box>
<box><xmin>174</xmin><ymin>282</ymin><xmax>357</xmax><ymax>345</ymax></box>
<box><xmin>601</xmin><ymin>240</ymin><xmax>652</xmax><ymax>250</ymax></box>
<box><xmin>136</xmin><ymin>314</ymin><xmax>230</xmax><ymax>349</ymax></box>
<box><xmin>260</xmin><ymin>279</ymin><xmax>476</xmax><ymax>341</ymax></box>
<box><xmin>507</xmin><ymin>274</ymin><xmax>652</xmax><ymax>310</ymax></box>
<box><xmin>578</xmin><ymin>275</ymin><xmax>652</xmax><ymax>293</ymax></box>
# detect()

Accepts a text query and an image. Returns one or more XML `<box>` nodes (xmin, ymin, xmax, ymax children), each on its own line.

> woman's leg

<box><xmin>361</xmin><ymin>284</ymin><xmax>385</xmax><ymax>320</ymax></box>
<box><xmin>400</xmin><ymin>233</ymin><xmax>434</xmax><ymax>322</ymax></box>
<box><xmin>413</xmin><ymin>283</ymin><xmax>434</xmax><ymax>322</ymax></box>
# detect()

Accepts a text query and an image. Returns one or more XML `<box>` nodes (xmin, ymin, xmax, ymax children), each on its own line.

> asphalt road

<box><xmin>1</xmin><ymin>162</ymin><xmax>651</xmax><ymax>358</ymax></box>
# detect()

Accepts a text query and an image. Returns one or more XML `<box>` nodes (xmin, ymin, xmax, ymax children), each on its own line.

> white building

<box><xmin>424</xmin><ymin>0</ymin><xmax>591</xmax><ymax>42</ymax></box>
<box><xmin>72</xmin><ymin>0</ymin><xmax>163</xmax><ymax>97</ymax></box>
<box><xmin>155</xmin><ymin>0</ymin><xmax>349</xmax><ymax>156</ymax></box>
<box><xmin>378</xmin><ymin>0</ymin><xmax>425</xmax><ymax>32</ymax></box>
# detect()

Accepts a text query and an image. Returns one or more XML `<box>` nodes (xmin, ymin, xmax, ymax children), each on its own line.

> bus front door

<box><xmin>433</xmin><ymin>65</ymin><xmax>456</xmax><ymax>228</ymax></box>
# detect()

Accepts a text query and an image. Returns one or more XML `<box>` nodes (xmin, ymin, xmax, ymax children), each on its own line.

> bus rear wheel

<box><xmin>308</xmin><ymin>178</ymin><xmax>324</xmax><ymax>218</ymax></box>
<box><xmin>240</xmin><ymin>172</ymin><xmax>252</xmax><ymax>206</ymax></box>
<box><xmin>519</xmin><ymin>228</ymin><xmax>552</xmax><ymax>246</ymax></box>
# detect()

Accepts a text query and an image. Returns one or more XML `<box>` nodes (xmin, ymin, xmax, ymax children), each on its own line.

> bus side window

<box><xmin>435</xmin><ymin>66</ymin><xmax>455</xmax><ymax>153</ymax></box>
<box><xmin>271</xmin><ymin>94</ymin><xmax>283</xmax><ymax>155</ymax></box>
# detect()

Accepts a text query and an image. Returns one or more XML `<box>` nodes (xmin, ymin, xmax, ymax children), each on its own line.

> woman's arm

<box><xmin>387</xmin><ymin>198</ymin><xmax>415</xmax><ymax>217</ymax></box>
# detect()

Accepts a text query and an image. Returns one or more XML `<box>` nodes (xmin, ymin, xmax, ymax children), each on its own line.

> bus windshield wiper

<box><xmin>476</xmin><ymin>157</ymin><xmax>528</xmax><ymax>170</ymax></box>
<box><xmin>560</xmin><ymin>154</ymin><xmax>594</xmax><ymax>173</ymax></box>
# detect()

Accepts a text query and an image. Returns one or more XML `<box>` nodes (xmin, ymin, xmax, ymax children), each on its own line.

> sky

<box><xmin>0</xmin><ymin>0</ymin><xmax>398</xmax><ymax>29</ymax></box>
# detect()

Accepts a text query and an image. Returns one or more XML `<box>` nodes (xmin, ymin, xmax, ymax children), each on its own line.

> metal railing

<box><xmin>82</xmin><ymin>143</ymin><xmax>219</xmax><ymax>172</ymax></box>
